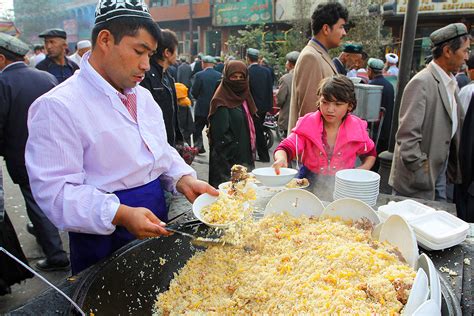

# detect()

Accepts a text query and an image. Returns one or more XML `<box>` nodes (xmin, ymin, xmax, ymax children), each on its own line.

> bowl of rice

<box><xmin>192</xmin><ymin>193</ymin><xmax>247</xmax><ymax>227</ymax></box>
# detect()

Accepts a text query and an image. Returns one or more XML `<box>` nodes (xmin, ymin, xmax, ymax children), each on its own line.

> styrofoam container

<box><xmin>378</xmin><ymin>200</ymin><xmax>434</xmax><ymax>223</ymax></box>
<box><xmin>410</xmin><ymin>211</ymin><xmax>469</xmax><ymax>243</ymax></box>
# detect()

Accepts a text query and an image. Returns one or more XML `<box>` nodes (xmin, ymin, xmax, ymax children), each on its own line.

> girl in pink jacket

<box><xmin>273</xmin><ymin>75</ymin><xmax>376</xmax><ymax>189</ymax></box>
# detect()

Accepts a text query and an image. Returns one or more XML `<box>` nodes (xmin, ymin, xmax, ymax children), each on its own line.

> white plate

<box><xmin>335</xmin><ymin>169</ymin><xmax>381</xmax><ymax>183</ymax></box>
<box><xmin>416</xmin><ymin>253</ymin><xmax>441</xmax><ymax>308</ymax></box>
<box><xmin>413</xmin><ymin>299</ymin><xmax>441</xmax><ymax>316</ymax></box>
<box><xmin>379</xmin><ymin>215</ymin><xmax>419</xmax><ymax>268</ymax></box>
<box><xmin>264</xmin><ymin>189</ymin><xmax>324</xmax><ymax>218</ymax></box>
<box><xmin>322</xmin><ymin>198</ymin><xmax>380</xmax><ymax>225</ymax></box>
<box><xmin>403</xmin><ymin>268</ymin><xmax>429</xmax><ymax>315</ymax></box>
<box><xmin>192</xmin><ymin>193</ymin><xmax>245</xmax><ymax>228</ymax></box>
<box><xmin>252</xmin><ymin>167</ymin><xmax>298</xmax><ymax>187</ymax></box>
<box><xmin>333</xmin><ymin>193</ymin><xmax>378</xmax><ymax>207</ymax></box>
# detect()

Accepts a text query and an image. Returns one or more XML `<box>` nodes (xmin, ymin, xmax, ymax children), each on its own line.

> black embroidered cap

<box><xmin>94</xmin><ymin>0</ymin><xmax>153</xmax><ymax>25</ymax></box>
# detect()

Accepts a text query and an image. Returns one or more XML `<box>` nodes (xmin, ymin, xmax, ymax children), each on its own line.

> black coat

<box><xmin>248</xmin><ymin>63</ymin><xmax>273</xmax><ymax>113</ymax></box>
<box><xmin>455</xmin><ymin>94</ymin><xmax>474</xmax><ymax>222</ymax></box>
<box><xmin>332</xmin><ymin>57</ymin><xmax>347</xmax><ymax>75</ymax></box>
<box><xmin>177</xmin><ymin>62</ymin><xmax>192</xmax><ymax>88</ymax></box>
<box><xmin>0</xmin><ymin>63</ymin><xmax>57</xmax><ymax>185</ymax></box>
<box><xmin>35</xmin><ymin>56</ymin><xmax>79</xmax><ymax>83</ymax></box>
<box><xmin>369</xmin><ymin>75</ymin><xmax>395</xmax><ymax>153</ymax></box>
<box><xmin>140</xmin><ymin>59</ymin><xmax>180</xmax><ymax>146</ymax></box>
<box><xmin>191</xmin><ymin>67</ymin><xmax>221</xmax><ymax>118</ymax></box>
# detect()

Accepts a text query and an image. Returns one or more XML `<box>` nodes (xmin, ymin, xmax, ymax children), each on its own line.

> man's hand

<box><xmin>112</xmin><ymin>205</ymin><xmax>171</xmax><ymax>239</ymax></box>
<box><xmin>176</xmin><ymin>175</ymin><xmax>219</xmax><ymax>203</ymax></box>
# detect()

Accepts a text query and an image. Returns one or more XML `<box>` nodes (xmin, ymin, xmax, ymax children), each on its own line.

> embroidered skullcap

<box><xmin>94</xmin><ymin>0</ymin><xmax>152</xmax><ymax>25</ymax></box>
<box><xmin>0</xmin><ymin>32</ymin><xmax>29</xmax><ymax>56</ymax></box>
<box><xmin>367</xmin><ymin>58</ymin><xmax>384</xmax><ymax>70</ymax></box>
<box><xmin>77</xmin><ymin>40</ymin><xmax>91</xmax><ymax>49</ymax></box>
<box><xmin>430</xmin><ymin>23</ymin><xmax>468</xmax><ymax>47</ymax></box>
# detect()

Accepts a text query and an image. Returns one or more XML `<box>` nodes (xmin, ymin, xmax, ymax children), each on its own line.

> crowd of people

<box><xmin>0</xmin><ymin>0</ymin><xmax>472</xmax><ymax>301</ymax></box>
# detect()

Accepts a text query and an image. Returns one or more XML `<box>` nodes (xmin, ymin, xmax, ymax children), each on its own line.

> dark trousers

<box><xmin>254</xmin><ymin>110</ymin><xmax>270</xmax><ymax>161</ymax></box>
<box><xmin>19</xmin><ymin>183</ymin><xmax>68</xmax><ymax>263</ymax></box>
<box><xmin>194</xmin><ymin>115</ymin><xmax>208</xmax><ymax>150</ymax></box>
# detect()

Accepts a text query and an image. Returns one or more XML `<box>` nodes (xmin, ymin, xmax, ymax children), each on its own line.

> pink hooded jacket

<box><xmin>275</xmin><ymin>111</ymin><xmax>375</xmax><ymax>175</ymax></box>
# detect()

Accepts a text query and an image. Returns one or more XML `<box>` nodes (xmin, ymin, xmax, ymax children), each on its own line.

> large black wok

<box><xmin>71</xmin><ymin>224</ymin><xmax>208</xmax><ymax>315</ymax></box>
<box><xmin>71</xmin><ymin>222</ymin><xmax>461</xmax><ymax>316</ymax></box>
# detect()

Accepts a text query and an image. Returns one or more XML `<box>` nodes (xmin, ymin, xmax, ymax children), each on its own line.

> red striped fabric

<box><xmin>118</xmin><ymin>92</ymin><xmax>137</xmax><ymax>122</ymax></box>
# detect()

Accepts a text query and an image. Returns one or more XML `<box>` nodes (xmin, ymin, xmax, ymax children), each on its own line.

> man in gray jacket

<box><xmin>389</xmin><ymin>23</ymin><xmax>470</xmax><ymax>201</ymax></box>
<box><xmin>276</xmin><ymin>51</ymin><xmax>299</xmax><ymax>137</ymax></box>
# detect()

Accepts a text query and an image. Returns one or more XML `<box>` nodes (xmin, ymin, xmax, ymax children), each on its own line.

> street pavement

<box><xmin>0</xmin><ymin>133</ymin><xmax>277</xmax><ymax>313</ymax></box>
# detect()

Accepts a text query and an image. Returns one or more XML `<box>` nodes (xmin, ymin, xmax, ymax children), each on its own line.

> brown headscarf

<box><xmin>208</xmin><ymin>60</ymin><xmax>257</xmax><ymax>118</ymax></box>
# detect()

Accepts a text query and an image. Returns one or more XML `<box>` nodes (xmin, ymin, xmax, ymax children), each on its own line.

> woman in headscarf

<box><xmin>208</xmin><ymin>60</ymin><xmax>257</xmax><ymax>188</ymax></box>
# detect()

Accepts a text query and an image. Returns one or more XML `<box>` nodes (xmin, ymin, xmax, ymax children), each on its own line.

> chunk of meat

<box><xmin>392</xmin><ymin>279</ymin><xmax>412</xmax><ymax>305</ymax></box>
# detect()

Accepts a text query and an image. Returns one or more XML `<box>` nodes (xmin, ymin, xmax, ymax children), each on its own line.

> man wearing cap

<box><xmin>191</xmin><ymin>55</ymin><xmax>221</xmax><ymax>154</ymax></box>
<box><xmin>247</xmin><ymin>47</ymin><xmax>273</xmax><ymax>162</ymax></box>
<box><xmin>25</xmin><ymin>0</ymin><xmax>217</xmax><ymax>274</ymax></box>
<box><xmin>69</xmin><ymin>40</ymin><xmax>92</xmax><ymax>66</ymax></box>
<box><xmin>0</xmin><ymin>33</ymin><xmax>71</xmax><ymax>271</ymax></box>
<box><xmin>390</xmin><ymin>23</ymin><xmax>470</xmax><ymax>201</ymax></box>
<box><xmin>36</xmin><ymin>28</ymin><xmax>79</xmax><ymax>83</ymax></box>
<box><xmin>367</xmin><ymin>58</ymin><xmax>395</xmax><ymax>160</ymax></box>
<box><xmin>288</xmin><ymin>2</ymin><xmax>346</xmax><ymax>131</ymax></box>
<box><xmin>276</xmin><ymin>51</ymin><xmax>299</xmax><ymax>137</ymax></box>
<box><xmin>333</xmin><ymin>43</ymin><xmax>363</xmax><ymax>76</ymax></box>
<box><xmin>384</xmin><ymin>53</ymin><xmax>399</xmax><ymax>76</ymax></box>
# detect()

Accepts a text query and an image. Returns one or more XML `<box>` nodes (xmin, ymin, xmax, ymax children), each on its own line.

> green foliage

<box><xmin>337</xmin><ymin>0</ymin><xmax>392</xmax><ymax>59</ymax></box>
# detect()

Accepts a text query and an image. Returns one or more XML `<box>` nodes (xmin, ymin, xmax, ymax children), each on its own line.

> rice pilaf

<box><xmin>154</xmin><ymin>214</ymin><xmax>415</xmax><ymax>315</ymax></box>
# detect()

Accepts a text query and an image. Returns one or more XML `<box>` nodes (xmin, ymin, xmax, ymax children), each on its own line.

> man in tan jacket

<box><xmin>390</xmin><ymin>23</ymin><xmax>470</xmax><ymax>201</ymax></box>
<box><xmin>287</xmin><ymin>2</ymin><xmax>348</xmax><ymax>131</ymax></box>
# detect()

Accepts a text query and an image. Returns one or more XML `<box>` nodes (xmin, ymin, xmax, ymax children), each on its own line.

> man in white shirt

<box><xmin>25</xmin><ymin>0</ymin><xmax>218</xmax><ymax>274</ymax></box>
<box><xmin>68</xmin><ymin>40</ymin><xmax>92</xmax><ymax>67</ymax></box>
<box><xmin>390</xmin><ymin>23</ymin><xmax>470</xmax><ymax>201</ymax></box>
<box><xmin>459</xmin><ymin>53</ymin><xmax>474</xmax><ymax>114</ymax></box>
<box><xmin>28</xmin><ymin>44</ymin><xmax>46</xmax><ymax>68</ymax></box>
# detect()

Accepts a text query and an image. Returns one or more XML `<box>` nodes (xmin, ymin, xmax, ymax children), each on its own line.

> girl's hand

<box><xmin>272</xmin><ymin>150</ymin><xmax>289</xmax><ymax>175</ymax></box>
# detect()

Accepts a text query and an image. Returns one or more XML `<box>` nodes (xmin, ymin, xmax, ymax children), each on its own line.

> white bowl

<box><xmin>192</xmin><ymin>193</ymin><xmax>245</xmax><ymax>228</ymax></box>
<box><xmin>252</xmin><ymin>167</ymin><xmax>298</xmax><ymax>187</ymax></box>
<box><xmin>264</xmin><ymin>189</ymin><xmax>324</xmax><ymax>218</ymax></box>
<box><xmin>379</xmin><ymin>215</ymin><xmax>419</xmax><ymax>268</ymax></box>
<box><xmin>416</xmin><ymin>253</ymin><xmax>441</xmax><ymax>307</ymax></box>
<box><xmin>403</xmin><ymin>268</ymin><xmax>429</xmax><ymax>315</ymax></box>
<box><xmin>322</xmin><ymin>198</ymin><xmax>380</xmax><ymax>225</ymax></box>
<box><xmin>335</xmin><ymin>169</ymin><xmax>381</xmax><ymax>183</ymax></box>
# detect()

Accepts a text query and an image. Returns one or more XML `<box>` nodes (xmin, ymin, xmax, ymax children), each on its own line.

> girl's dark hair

<box><xmin>317</xmin><ymin>74</ymin><xmax>357</xmax><ymax>111</ymax></box>
<box><xmin>311</xmin><ymin>2</ymin><xmax>349</xmax><ymax>36</ymax></box>
<box><xmin>91</xmin><ymin>17</ymin><xmax>161</xmax><ymax>47</ymax></box>
<box><xmin>154</xmin><ymin>29</ymin><xmax>178</xmax><ymax>60</ymax></box>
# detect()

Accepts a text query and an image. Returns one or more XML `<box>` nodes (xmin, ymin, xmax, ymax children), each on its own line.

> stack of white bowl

<box><xmin>333</xmin><ymin>169</ymin><xmax>380</xmax><ymax>206</ymax></box>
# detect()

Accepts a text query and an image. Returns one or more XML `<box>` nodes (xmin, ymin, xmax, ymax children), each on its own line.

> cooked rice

<box><xmin>154</xmin><ymin>214</ymin><xmax>415</xmax><ymax>315</ymax></box>
<box><xmin>200</xmin><ymin>194</ymin><xmax>244</xmax><ymax>225</ymax></box>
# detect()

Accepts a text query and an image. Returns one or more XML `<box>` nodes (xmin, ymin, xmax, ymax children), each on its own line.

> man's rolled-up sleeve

<box><xmin>25</xmin><ymin>97</ymin><xmax>120</xmax><ymax>235</ymax></box>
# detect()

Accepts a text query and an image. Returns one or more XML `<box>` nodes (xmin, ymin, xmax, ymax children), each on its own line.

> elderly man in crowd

<box><xmin>390</xmin><ymin>23</ymin><xmax>470</xmax><ymax>201</ymax></box>
<box><xmin>36</xmin><ymin>28</ymin><xmax>79</xmax><ymax>83</ymax></box>
<box><xmin>385</xmin><ymin>53</ymin><xmax>399</xmax><ymax>76</ymax></box>
<box><xmin>367</xmin><ymin>58</ymin><xmax>395</xmax><ymax>158</ymax></box>
<box><xmin>333</xmin><ymin>43</ymin><xmax>363</xmax><ymax>76</ymax></box>
<box><xmin>69</xmin><ymin>40</ymin><xmax>92</xmax><ymax>67</ymax></box>
<box><xmin>288</xmin><ymin>2</ymin><xmax>347</xmax><ymax>131</ymax></box>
